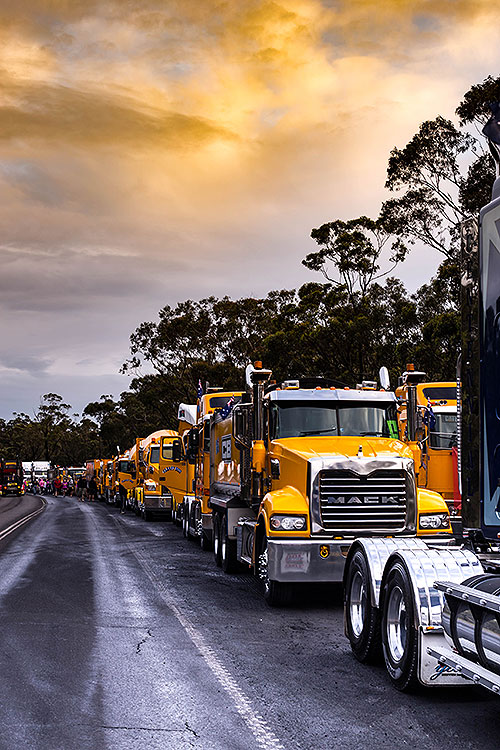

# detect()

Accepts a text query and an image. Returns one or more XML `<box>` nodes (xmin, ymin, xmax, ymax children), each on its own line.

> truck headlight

<box><xmin>419</xmin><ymin>513</ymin><xmax>450</xmax><ymax>530</ymax></box>
<box><xmin>145</xmin><ymin>480</ymin><xmax>157</xmax><ymax>491</ymax></box>
<box><xmin>270</xmin><ymin>515</ymin><xmax>307</xmax><ymax>531</ymax></box>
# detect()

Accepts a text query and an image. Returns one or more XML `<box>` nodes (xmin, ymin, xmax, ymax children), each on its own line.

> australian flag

<box><xmin>482</xmin><ymin>102</ymin><xmax>500</xmax><ymax>146</ymax></box>
<box><xmin>197</xmin><ymin>380</ymin><xmax>203</xmax><ymax>399</ymax></box>
<box><xmin>220</xmin><ymin>396</ymin><xmax>235</xmax><ymax>420</ymax></box>
<box><xmin>422</xmin><ymin>401</ymin><xmax>436</xmax><ymax>431</ymax></box>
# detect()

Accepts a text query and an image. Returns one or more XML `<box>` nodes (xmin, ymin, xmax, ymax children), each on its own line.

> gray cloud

<box><xmin>0</xmin><ymin>352</ymin><xmax>52</xmax><ymax>375</ymax></box>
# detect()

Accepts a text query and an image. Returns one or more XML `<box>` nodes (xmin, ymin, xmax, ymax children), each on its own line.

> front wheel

<box><xmin>221</xmin><ymin>519</ymin><xmax>239</xmax><ymax>574</ymax></box>
<box><xmin>381</xmin><ymin>561</ymin><xmax>419</xmax><ymax>691</ymax></box>
<box><xmin>213</xmin><ymin>514</ymin><xmax>222</xmax><ymax>567</ymax></box>
<box><xmin>345</xmin><ymin>549</ymin><xmax>381</xmax><ymax>663</ymax></box>
<box><xmin>257</xmin><ymin>536</ymin><xmax>294</xmax><ymax>607</ymax></box>
<box><xmin>200</xmin><ymin>528</ymin><xmax>212</xmax><ymax>551</ymax></box>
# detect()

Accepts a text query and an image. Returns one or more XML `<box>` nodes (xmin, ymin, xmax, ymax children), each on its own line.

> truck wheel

<box><xmin>257</xmin><ymin>537</ymin><xmax>293</xmax><ymax>607</ymax></box>
<box><xmin>381</xmin><ymin>561</ymin><xmax>419</xmax><ymax>691</ymax></box>
<box><xmin>213</xmin><ymin>514</ymin><xmax>222</xmax><ymax>567</ymax></box>
<box><xmin>221</xmin><ymin>521</ymin><xmax>238</xmax><ymax>574</ymax></box>
<box><xmin>182</xmin><ymin>507</ymin><xmax>189</xmax><ymax>538</ymax></box>
<box><xmin>345</xmin><ymin>549</ymin><xmax>381</xmax><ymax>663</ymax></box>
<box><xmin>200</xmin><ymin>529</ymin><xmax>212</xmax><ymax>551</ymax></box>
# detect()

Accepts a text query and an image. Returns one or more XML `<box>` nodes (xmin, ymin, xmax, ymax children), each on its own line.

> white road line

<box><xmin>0</xmin><ymin>498</ymin><xmax>46</xmax><ymax>542</ymax></box>
<box><xmin>109</xmin><ymin>513</ymin><xmax>286</xmax><ymax>750</ymax></box>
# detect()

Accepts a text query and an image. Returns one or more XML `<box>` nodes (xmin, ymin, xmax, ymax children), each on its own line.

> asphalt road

<box><xmin>0</xmin><ymin>492</ymin><xmax>44</xmax><ymax>549</ymax></box>
<box><xmin>0</xmin><ymin>496</ymin><xmax>497</xmax><ymax>750</ymax></box>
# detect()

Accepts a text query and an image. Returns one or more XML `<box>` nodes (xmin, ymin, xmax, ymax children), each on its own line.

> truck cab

<box><xmin>135</xmin><ymin>430</ymin><xmax>178</xmax><ymax>520</ymax></box>
<box><xmin>396</xmin><ymin>369</ymin><xmax>459</xmax><ymax>523</ymax></box>
<box><xmin>203</xmin><ymin>365</ymin><xmax>451</xmax><ymax>605</ymax></box>
<box><xmin>182</xmin><ymin>391</ymin><xmax>244</xmax><ymax>546</ymax></box>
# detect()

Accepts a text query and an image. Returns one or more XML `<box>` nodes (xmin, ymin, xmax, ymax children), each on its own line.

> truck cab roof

<box><xmin>267</xmin><ymin>388</ymin><xmax>396</xmax><ymax>404</ymax></box>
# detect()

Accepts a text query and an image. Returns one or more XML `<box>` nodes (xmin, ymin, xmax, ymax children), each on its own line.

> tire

<box><xmin>257</xmin><ymin>535</ymin><xmax>294</xmax><ymax>606</ymax></box>
<box><xmin>381</xmin><ymin>561</ymin><xmax>419</xmax><ymax>691</ymax></box>
<box><xmin>213</xmin><ymin>514</ymin><xmax>222</xmax><ymax>567</ymax></box>
<box><xmin>182</xmin><ymin>506</ymin><xmax>189</xmax><ymax>538</ymax></box>
<box><xmin>345</xmin><ymin>549</ymin><xmax>381</xmax><ymax>663</ymax></box>
<box><xmin>221</xmin><ymin>519</ymin><xmax>239</xmax><ymax>574</ymax></box>
<box><xmin>200</xmin><ymin>528</ymin><xmax>212</xmax><ymax>551</ymax></box>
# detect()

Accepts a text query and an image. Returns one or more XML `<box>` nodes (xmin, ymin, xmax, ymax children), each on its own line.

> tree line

<box><xmin>1</xmin><ymin>76</ymin><xmax>498</xmax><ymax>465</ymax></box>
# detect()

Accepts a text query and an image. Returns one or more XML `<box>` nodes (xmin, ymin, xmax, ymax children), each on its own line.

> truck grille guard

<box><xmin>308</xmin><ymin>456</ymin><xmax>417</xmax><ymax>536</ymax></box>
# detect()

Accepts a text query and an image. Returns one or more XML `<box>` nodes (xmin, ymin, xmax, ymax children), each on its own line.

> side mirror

<box><xmin>187</xmin><ymin>428</ymin><xmax>199</xmax><ymax>462</ymax></box>
<box><xmin>172</xmin><ymin>438</ymin><xmax>183</xmax><ymax>463</ymax></box>
<box><xmin>232</xmin><ymin>403</ymin><xmax>252</xmax><ymax>449</ymax></box>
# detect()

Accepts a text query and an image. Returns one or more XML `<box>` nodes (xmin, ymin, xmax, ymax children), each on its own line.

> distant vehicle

<box><xmin>1</xmin><ymin>459</ymin><xmax>24</xmax><ymax>496</ymax></box>
<box><xmin>22</xmin><ymin>461</ymin><xmax>51</xmax><ymax>486</ymax></box>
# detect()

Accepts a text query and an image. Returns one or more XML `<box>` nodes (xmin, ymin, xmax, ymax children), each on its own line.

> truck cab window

<box><xmin>149</xmin><ymin>446</ymin><xmax>160</xmax><ymax>464</ymax></box>
<box><xmin>162</xmin><ymin>441</ymin><xmax>174</xmax><ymax>460</ymax></box>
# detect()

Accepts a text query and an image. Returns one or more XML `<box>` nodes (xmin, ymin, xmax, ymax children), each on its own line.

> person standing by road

<box><xmin>53</xmin><ymin>476</ymin><xmax>62</xmax><ymax>497</ymax></box>
<box><xmin>76</xmin><ymin>475</ymin><xmax>87</xmax><ymax>502</ymax></box>
<box><xmin>88</xmin><ymin>476</ymin><xmax>98</xmax><ymax>502</ymax></box>
<box><xmin>119</xmin><ymin>481</ymin><xmax>128</xmax><ymax>514</ymax></box>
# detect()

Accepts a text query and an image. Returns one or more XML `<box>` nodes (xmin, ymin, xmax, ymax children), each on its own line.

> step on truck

<box><xmin>185</xmin><ymin>364</ymin><xmax>452</xmax><ymax>605</ymax></box>
<box><xmin>343</xmin><ymin>136</ymin><xmax>500</xmax><ymax>694</ymax></box>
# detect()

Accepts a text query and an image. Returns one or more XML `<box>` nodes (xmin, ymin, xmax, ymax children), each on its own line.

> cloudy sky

<box><xmin>0</xmin><ymin>0</ymin><xmax>498</xmax><ymax>418</ymax></box>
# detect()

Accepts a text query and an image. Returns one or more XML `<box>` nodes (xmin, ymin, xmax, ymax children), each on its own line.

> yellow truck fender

<box><xmin>259</xmin><ymin>486</ymin><xmax>310</xmax><ymax>536</ymax></box>
<box><xmin>416</xmin><ymin>487</ymin><xmax>453</xmax><ymax>535</ymax></box>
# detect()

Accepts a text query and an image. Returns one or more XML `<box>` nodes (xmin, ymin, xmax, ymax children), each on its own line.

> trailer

<box><xmin>343</xmin><ymin>148</ymin><xmax>500</xmax><ymax>693</ymax></box>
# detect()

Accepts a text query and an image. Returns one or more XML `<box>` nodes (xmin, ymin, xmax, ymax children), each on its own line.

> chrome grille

<box><xmin>318</xmin><ymin>469</ymin><xmax>407</xmax><ymax>532</ymax></box>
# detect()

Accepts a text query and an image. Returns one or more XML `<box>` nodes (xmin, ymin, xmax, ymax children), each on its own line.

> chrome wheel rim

<box><xmin>350</xmin><ymin>571</ymin><xmax>366</xmax><ymax>638</ymax></box>
<box><xmin>386</xmin><ymin>585</ymin><xmax>407</xmax><ymax>662</ymax></box>
<box><xmin>214</xmin><ymin>522</ymin><xmax>219</xmax><ymax>557</ymax></box>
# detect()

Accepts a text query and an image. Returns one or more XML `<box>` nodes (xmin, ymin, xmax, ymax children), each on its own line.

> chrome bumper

<box><xmin>143</xmin><ymin>494</ymin><xmax>172</xmax><ymax>510</ymax></box>
<box><xmin>267</xmin><ymin>539</ymin><xmax>352</xmax><ymax>583</ymax></box>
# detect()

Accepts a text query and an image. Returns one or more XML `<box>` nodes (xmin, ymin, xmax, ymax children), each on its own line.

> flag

<box><xmin>197</xmin><ymin>380</ymin><xmax>203</xmax><ymax>399</ymax></box>
<box><xmin>422</xmin><ymin>401</ymin><xmax>436</xmax><ymax>431</ymax></box>
<box><xmin>220</xmin><ymin>396</ymin><xmax>235</xmax><ymax>419</ymax></box>
<box><xmin>482</xmin><ymin>102</ymin><xmax>500</xmax><ymax>146</ymax></box>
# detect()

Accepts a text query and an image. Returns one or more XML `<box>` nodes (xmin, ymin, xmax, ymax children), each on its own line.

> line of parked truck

<box><xmin>82</xmin><ymin>161</ymin><xmax>500</xmax><ymax>699</ymax></box>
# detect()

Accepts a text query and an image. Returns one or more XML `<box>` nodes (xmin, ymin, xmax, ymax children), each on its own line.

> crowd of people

<box><xmin>23</xmin><ymin>474</ymin><xmax>98</xmax><ymax>501</ymax></box>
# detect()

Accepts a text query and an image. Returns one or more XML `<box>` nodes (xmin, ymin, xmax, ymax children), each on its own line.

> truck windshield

<box><xmin>149</xmin><ymin>446</ymin><xmax>160</xmax><ymax>464</ymax></box>
<box><xmin>270</xmin><ymin>401</ymin><xmax>398</xmax><ymax>439</ymax></box>
<box><xmin>429</xmin><ymin>413</ymin><xmax>457</xmax><ymax>449</ymax></box>
<box><xmin>422</xmin><ymin>386</ymin><xmax>456</xmax><ymax>401</ymax></box>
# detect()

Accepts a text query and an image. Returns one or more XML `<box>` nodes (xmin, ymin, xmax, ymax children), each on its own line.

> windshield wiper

<box><xmin>358</xmin><ymin>431</ymin><xmax>384</xmax><ymax>436</ymax></box>
<box><xmin>298</xmin><ymin>428</ymin><xmax>337</xmax><ymax>436</ymax></box>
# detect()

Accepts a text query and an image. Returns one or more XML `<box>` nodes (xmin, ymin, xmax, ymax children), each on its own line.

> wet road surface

<box><xmin>0</xmin><ymin>495</ymin><xmax>497</xmax><ymax>750</ymax></box>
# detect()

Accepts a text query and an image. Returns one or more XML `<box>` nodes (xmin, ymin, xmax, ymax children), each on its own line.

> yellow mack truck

<box><xmin>135</xmin><ymin>429</ymin><xmax>180</xmax><ymax>520</ymax></box>
<box><xmin>185</xmin><ymin>363</ymin><xmax>452</xmax><ymax>605</ymax></box>
<box><xmin>115</xmin><ymin>444</ymin><xmax>140</xmax><ymax>509</ymax></box>
<box><xmin>161</xmin><ymin>403</ymin><xmax>197</xmax><ymax>526</ymax></box>
<box><xmin>182</xmin><ymin>390</ymin><xmax>244</xmax><ymax>548</ymax></box>
<box><xmin>395</xmin><ymin>365</ymin><xmax>459</xmax><ymax>529</ymax></box>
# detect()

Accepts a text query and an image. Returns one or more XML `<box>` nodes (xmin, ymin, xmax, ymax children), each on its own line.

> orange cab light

<box><xmin>316</xmin><ymin>386</ymin><xmax>321</xmax><ymax>390</ymax></box>
<box><xmin>406</xmin><ymin>363</ymin><xmax>415</xmax><ymax>371</ymax></box>
<box><xmin>330</xmin><ymin>386</ymin><xmax>336</xmax><ymax>390</ymax></box>
<box><xmin>344</xmin><ymin>387</ymin><xmax>350</xmax><ymax>390</ymax></box>
<box><xmin>254</xmin><ymin>361</ymin><xmax>263</xmax><ymax>369</ymax></box>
